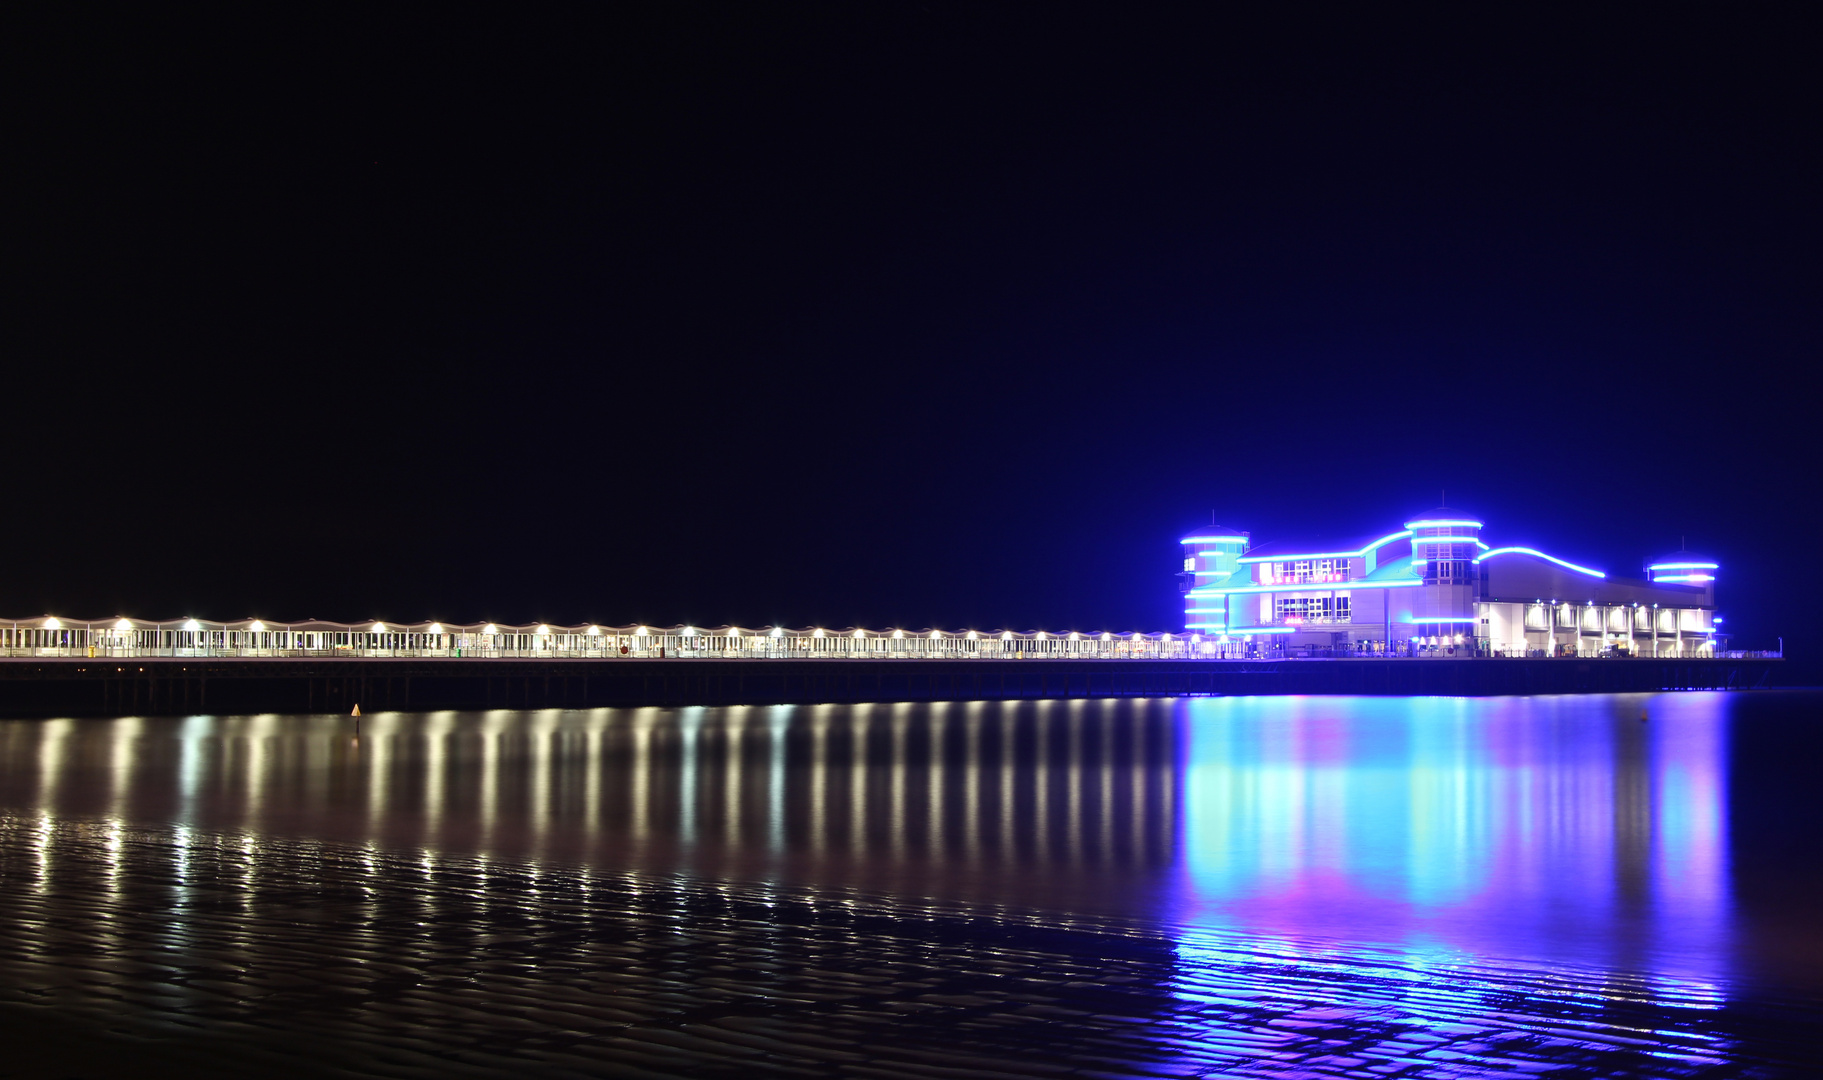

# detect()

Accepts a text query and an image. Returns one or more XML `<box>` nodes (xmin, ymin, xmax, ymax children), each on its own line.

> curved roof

<box><xmin>1476</xmin><ymin>546</ymin><xmax>1606</xmax><ymax>578</ymax></box>
<box><xmin>1180</xmin><ymin>527</ymin><xmax>1249</xmax><ymax>544</ymax></box>
<box><xmin>1403</xmin><ymin>506</ymin><xmax>1482</xmax><ymax>529</ymax></box>
<box><xmin>1647</xmin><ymin>551</ymin><xmax>1718</xmax><ymax>570</ymax></box>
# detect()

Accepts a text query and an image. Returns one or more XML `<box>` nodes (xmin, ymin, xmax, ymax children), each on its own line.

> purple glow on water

<box><xmin>1175</xmin><ymin>695</ymin><xmax>1730</xmax><ymax>985</ymax></box>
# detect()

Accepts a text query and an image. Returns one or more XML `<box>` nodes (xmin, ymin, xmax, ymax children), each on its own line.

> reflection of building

<box><xmin>1181</xmin><ymin>509</ymin><xmax>1722</xmax><ymax>657</ymax></box>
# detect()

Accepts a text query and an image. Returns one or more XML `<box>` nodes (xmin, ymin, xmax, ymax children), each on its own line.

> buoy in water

<box><xmin>352</xmin><ymin>704</ymin><xmax>361</xmax><ymax>717</ymax></box>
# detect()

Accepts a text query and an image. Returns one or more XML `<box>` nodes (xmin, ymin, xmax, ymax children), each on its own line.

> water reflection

<box><xmin>2</xmin><ymin>693</ymin><xmax>1815</xmax><ymax>1077</ymax></box>
<box><xmin>1176</xmin><ymin>695</ymin><xmax>1731</xmax><ymax>984</ymax></box>
<box><xmin>0</xmin><ymin>696</ymin><xmax>1744</xmax><ymax>979</ymax></box>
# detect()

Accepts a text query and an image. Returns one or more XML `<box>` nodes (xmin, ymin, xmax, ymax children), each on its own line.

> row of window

<box><xmin>1422</xmin><ymin>558</ymin><xmax>1475</xmax><ymax>583</ymax></box>
<box><xmin>1266</xmin><ymin>558</ymin><xmax>1351</xmax><ymax>584</ymax></box>
<box><xmin>1521</xmin><ymin>605</ymin><xmax>1702</xmax><ymax>632</ymax></box>
<box><xmin>1275</xmin><ymin>595</ymin><xmax>1352</xmax><ymax>623</ymax></box>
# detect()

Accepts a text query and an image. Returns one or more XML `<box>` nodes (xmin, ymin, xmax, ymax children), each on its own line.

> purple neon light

<box><xmin>1474</xmin><ymin>547</ymin><xmax>1605</xmax><ymax>578</ymax></box>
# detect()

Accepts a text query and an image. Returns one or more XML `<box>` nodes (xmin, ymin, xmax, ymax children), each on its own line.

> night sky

<box><xmin>10</xmin><ymin>7</ymin><xmax>1819</xmax><ymax>668</ymax></box>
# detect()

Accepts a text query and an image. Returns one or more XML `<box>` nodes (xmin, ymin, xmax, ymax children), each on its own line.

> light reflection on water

<box><xmin>0</xmin><ymin>693</ymin><xmax>1815</xmax><ymax>1076</ymax></box>
<box><xmin>1176</xmin><ymin>695</ymin><xmax>1730</xmax><ymax>985</ymax></box>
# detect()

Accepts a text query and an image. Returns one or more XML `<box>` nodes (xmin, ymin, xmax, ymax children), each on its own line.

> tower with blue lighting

<box><xmin>1405</xmin><ymin>508</ymin><xmax>1483</xmax><ymax>640</ymax></box>
<box><xmin>1179</xmin><ymin>527</ymin><xmax>1250</xmax><ymax>633</ymax></box>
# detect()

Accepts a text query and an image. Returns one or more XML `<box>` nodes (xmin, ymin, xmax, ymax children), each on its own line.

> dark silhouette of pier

<box><xmin>0</xmin><ymin>656</ymin><xmax>1783</xmax><ymax>717</ymax></box>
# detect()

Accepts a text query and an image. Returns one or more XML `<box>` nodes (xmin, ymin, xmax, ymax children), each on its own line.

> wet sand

<box><xmin>2</xmin><ymin>816</ymin><xmax>1812</xmax><ymax>1078</ymax></box>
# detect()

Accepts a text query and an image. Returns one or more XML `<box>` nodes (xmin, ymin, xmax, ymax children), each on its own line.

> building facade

<box><xmin>1180</xmin><ymin>510</ymin><xmax>1721</xmax><ymax>657</ymax></box>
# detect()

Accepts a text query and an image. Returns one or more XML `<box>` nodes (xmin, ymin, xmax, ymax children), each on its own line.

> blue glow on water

<box><xmin>1173</xmin><ymin>694</ymin><xmax>1731</xmax><ymax>986</ymax></box>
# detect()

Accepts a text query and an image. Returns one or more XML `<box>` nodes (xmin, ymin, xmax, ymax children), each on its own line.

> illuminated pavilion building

<box><xmin>1179</xmin><ymin>509</ymin><xmax>1722</xmax><ymax>657</ymax></box>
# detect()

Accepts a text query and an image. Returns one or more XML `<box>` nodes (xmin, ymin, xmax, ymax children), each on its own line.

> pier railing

<box><xmin>4</xmin><ymin>620</ymin><xmax>1218</xmax><ymax>661</ymax></box>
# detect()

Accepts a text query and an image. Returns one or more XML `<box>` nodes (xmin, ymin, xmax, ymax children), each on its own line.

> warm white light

<box><xmin>1069</xmin><ymin>632</ymin><xmax>1079</xmax><ymax>640</ymax></box>
<box><xmin>587</xmin><ymin>625</ymin><xmax>600</xmax><ymax>636</ymax></box>
<box><xmin>684</xmin><ymin>626</ymin><xmax>696</xmax><ymax>636</ymax></box>
<box><xmin>372</xmin><ymin>622</ymin><xmax>387</xmax><ymax>633</ymax></box>
<box><xmin>249</xmin><ymin>620</ymin><xmax>266</xmax><ymax>632</ymax></box>
<box><xmin>727</xmin><ymin>628</ymin><xmax>739</xmax><ymax>638</ymax></box>
<box><xmin>966</xmin><ymin>631</ymin><xmax>978</xmax><ymax>640</ymax></box>
<box><xmin>484</xmin><ymin>623</ymin><xmax>498</xmax><ymax>634</ymax></box>
<box><xmin>771</xmin><ymin>627</ymin><xmax>783</xmax><ymax>638</ymax></box>
<box><xmin>1101</xmin><ymin>632</ymin><xmax>1112</xmax><ymax>641</ymax></box>
<box><xmin>892</xmin><ymin>629</ymin><xmax>904</xmax><ymax>639</ymax></box>
<box><xmin>182</xmin><ymin>619</ymin><xmax>200</xmax><ymax>631</ymax></box>
<box><xmin>1162</xmin><ymin>633</ymin><xmax>1172</xmax><ymax>640</ymax></box>
<box><xmin>429</xmin><ymin>623</ymin><xmax>443</xmax><ymax>634</ymax></box>
<box><xmin>536</xmin><ymin>625</ymin><xmax>550</xmax><ymax>635</ymax></box>
<box><xmin>930</xmin><ymin>630</ymin><xmax>942</xmax><ymax>638</ymax></box>
<box><xmin>1035</xmin><ymin>631</ymin><xmax>1046</xmax><ymax>640</ymax></box>
<box><xmin>635</xmin><ymin>626</ymin><xmax>646</xmax><ymax>635</ymax></box>
<box><xmin>43</xmin><ymin>617</ymin><xmax>62</xmax><ymax>629</ymax></box>
<box><xmin>813</xmin><ymin>628</ymin><xmax>825</xmax><ymax>638</ymax></box>
<box><xmin>115</xmin><ymin>618</ymin><xmax>133</xmax><ymax>631</ymax></box>
<box><xmin>1001</xmin><ymin>632</ymin><xmax>1012</xmax><ymax>641</ymax></box>
<box><xmin>853</xmin><ymin>629</ymin><xmax>866</xmax><ymax>639</ymax></box>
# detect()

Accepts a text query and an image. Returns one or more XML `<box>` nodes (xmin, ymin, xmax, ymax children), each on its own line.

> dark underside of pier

<box><xmin>0</xmin><ymin>658</ymin><xmax>1784</xmax><ymax>717</ymax></box>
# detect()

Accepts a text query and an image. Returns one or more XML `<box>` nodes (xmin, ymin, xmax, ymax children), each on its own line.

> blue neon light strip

<box><xmin>1236</xmin><ymin>530</ymin><xmax>1412</xmax><ymax>563</ymax></box>
<box><xmin>1180</xmin><ymin>535</ymin><xmax>1249</xmax><ymax>544</ymax></box>
<box><xmin>1190</xmin><ymin>578</ymin><xmax>1422</xmax><ymax>596</ymax></box>
<box><xmin>1652</xmin><ymin>574</ymin><xmax>1714</xmax><ymax>583</ymax></box>
<box><xmin>1402</xmin><ymin>616</ymin><xmax>1479</xmax><ymax>624</ymax></box>
<box><xmin>1403</xmin><ymin>518</ymin><xmax>1484</xmax><ymax>529</ymax></box>
<box><xmin>1222</xmin><ymin>627</ymin><xmax>1297</xmax><ymax>635</ymax></box>
<box><xmin>1648</xmin><ymin>561</ymin><xmax>1720</xmax><ymax>570</ymax></box>
<box><xmin>1473</xmin><ymin>547</ymin><xmax>1606</xmax><ymax>578</ymax></box>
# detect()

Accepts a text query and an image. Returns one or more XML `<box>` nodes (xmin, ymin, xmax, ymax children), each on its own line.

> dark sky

<box><xmin>9</xmin><ymin>6</ymin><xmax>1819</xmax><ymax>663</ymax></box>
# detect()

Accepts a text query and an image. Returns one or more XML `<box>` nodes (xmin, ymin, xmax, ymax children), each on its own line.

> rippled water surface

<box><xmin>3</xmin><ymin>692</ymin><xmax>1821</xmax><ymax>1077</ymax></box>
